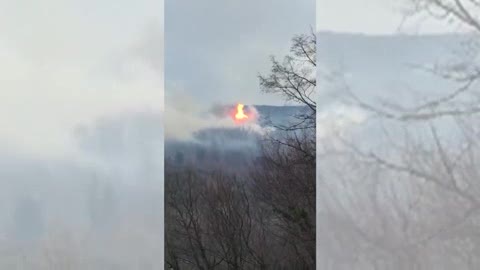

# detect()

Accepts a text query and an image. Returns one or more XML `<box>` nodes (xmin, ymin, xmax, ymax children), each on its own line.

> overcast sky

<box><xmin>165</xmin><ymin>0</ymin><xmax>314</xmax><ymax>139</ymax></box>
<box><xmin>0</xmin><ymin>0</ymin><xmax>163</xmax><ymax>159</ymax></box>
<box><xmin>315</xmin><ymin>0</ymin><xmax>471</xmax><ymax>151</ymax></box>
<box><xmin>165</xmin><ymin>0</ymin><xmax>314</xmax><ymax>107</ymax></box>
<box><xmin>317</xmin><ymin>0</ymin><xmax>459</xmax><ymax>34</ymax></box>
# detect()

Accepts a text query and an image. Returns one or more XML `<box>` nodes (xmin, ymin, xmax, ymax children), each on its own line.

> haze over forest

<box><xmin>316</xmin><ymin>8</ymin><xmax>480</xmax><ymax>268</ymax></box>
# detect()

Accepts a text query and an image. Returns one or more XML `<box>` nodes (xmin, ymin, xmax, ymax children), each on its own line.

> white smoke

<box><xmin>317</xmin><ymin>104</ymin><xmax>367</xmax><ymax>139</ymax></box>
<box><xmin>165</xmin><ymin>86</ymin><xmax>271</xmax><ymax>141</ymax></box>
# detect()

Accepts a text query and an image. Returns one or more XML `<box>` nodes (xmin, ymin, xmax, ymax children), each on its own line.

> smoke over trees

<box><xmin>316</xmin><ymin>2</ymin><xmax>480</xmax><ymax>269</ymax></box>
<box><xmin>165</xmin><ymin>32</ymin><xmax>316</xmax><ymax>270</ymax></box>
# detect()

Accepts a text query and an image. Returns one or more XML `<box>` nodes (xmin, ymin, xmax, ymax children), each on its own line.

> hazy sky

<box><xmin>165</xmin><ymin>0</ymin><xmax>315</xmax><ymax>107</ymax></box>
<box><xmin>316</xmin><ymin>1</ymin><xmax>470</xmax><ymax>147</ymax></box>
<box><xmin>317</xmin><ymin>0</ymin><xmax>457</xmax><ymax>34</ymax></box>
<box><xmin>0</xmin><ymin>0</ymin><xmax>163</xmax><ymax>159</ymax></box>
<box><xmin>165</xmin><ymin>0</ymin><xmax>315</xmax><ymax>139</ymax></box>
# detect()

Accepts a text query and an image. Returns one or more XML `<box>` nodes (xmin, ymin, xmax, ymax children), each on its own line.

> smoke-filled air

<box><xmin>165</xmin><ymin>0</ymin><xmax>316</xmax><ymax>268</ymax></box>
<box><xmin>0</xmin><ymin>0</ymin><xmax>164</xmax><ymax>269</ymax></box>
<box><xmin>317</xmin><ymin>0</ymin><xmax>480</xmax><ymax>269</ymax></box>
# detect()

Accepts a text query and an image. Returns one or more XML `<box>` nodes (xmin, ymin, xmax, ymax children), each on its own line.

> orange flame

<box><xmin>235</xmin><ymin>103</ymin><xmax>249</xmax><ymax>121</ymax></box>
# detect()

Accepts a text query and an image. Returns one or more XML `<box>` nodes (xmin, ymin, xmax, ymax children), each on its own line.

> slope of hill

<box><xmin>165</xmin><ymin>104</ymin><xmax>309</xmax><ymax>171</ymax></box>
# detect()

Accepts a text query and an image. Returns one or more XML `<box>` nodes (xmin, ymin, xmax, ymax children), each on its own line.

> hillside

<box><xmin>165</xmin><ymin>104</ymin><xmax>309</xmax><ymax>171</ymax></box>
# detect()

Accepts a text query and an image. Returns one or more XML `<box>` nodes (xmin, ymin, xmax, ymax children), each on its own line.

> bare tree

<box><xmin>316</xmin><ymin>2</ymin><xmax>480</xmax><ymax>269</ymax></box>
<box><xmin>246</xmin><ymin>31</ymin><xmax>317</xmax><ymax>269</ymax></box>
<box><xmin>342</xmin><ymin>0</ymin><xmax>480</xmax><ymax>122</ymax></box>
<box><xmin>250</xmin><ymin>138</ymin><xmax>316</xmax><ymax>268</ymax></box>
<box><xmin>259</xmin><ymin>31</ymin><xmax>316</xmax><ymax>131</ymax></box>
<box><xmin>165</xmin><ymin>168</ymin><xmax>221</xmax><ymax>270</ymax></box>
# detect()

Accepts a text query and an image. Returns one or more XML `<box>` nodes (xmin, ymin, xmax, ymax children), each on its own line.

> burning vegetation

<box><xmin>231</xmin><ymin>103</ymin><xmax>254</xmax><ymax>124</ymax></box>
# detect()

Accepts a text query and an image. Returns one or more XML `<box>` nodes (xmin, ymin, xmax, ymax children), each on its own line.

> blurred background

<box><xmin>0</xmin><ymin>0</ymin><xmax>164</xmax><ymax>268</ymax></box>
